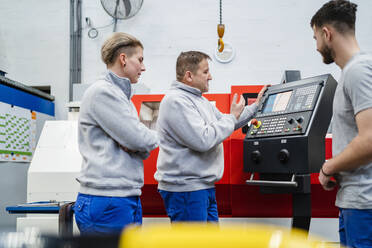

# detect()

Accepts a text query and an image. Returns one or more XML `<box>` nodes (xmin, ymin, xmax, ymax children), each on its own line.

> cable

<box><xmin>83</xmin><ymin>17</ymin><xmax>115</xmax><ymax>39</ymax></box>
<box><xmin>92</xmin><ymin>20</ymin><xmax>115</xmax><ymax>30</ymax></box>
<box><xmin>88</xmin><ymin>28</ymin><xmax>98</xmax><ymax>39</ymax></box>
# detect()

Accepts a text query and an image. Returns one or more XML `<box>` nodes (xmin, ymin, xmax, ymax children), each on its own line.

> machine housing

<box><xmin>244</xmin><ymin>74</ymin><xmax>337</xmax><ymax>174</ymax></box>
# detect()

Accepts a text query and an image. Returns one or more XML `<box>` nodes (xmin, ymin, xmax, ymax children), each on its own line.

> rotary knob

<box><xmin>278</xmin><ymin>149</ymin><xmax>290</xmax><ymax>163</ymax></box>
<box><xmin>296</xmin><ymin>116</ymin><xmax>304</xmax><ymax>123</ymax></box>
<box><xmin>251</xmin><ymin>150</ymin><xmax>261</xmax><ymax>163</ymax></box>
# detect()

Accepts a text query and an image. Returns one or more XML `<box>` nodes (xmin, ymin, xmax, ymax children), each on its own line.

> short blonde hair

<box><xmin>176</xmin><ymin>51</ymin><xmax>211</xmax><ymax>81</ymax></box>
<box><xmin>101</xmin><ymin>32</ymin><xmax>143</xmax><ymax>66</ymax></box>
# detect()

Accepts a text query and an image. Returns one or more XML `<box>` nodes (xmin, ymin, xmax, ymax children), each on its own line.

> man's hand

<box><xmin>230</xmin><ymin>93</ymin><xmax>245</xmax><ymax>120</ymax></box>
<box><xmin>319</xmin><ymin>162</ymin><xmax>337</xmax><ymax>191</ymax></box>
<box><xmin>256</xmin><ymin>85</ymin><xmax>270</xmax><ymax>104</ymax></box>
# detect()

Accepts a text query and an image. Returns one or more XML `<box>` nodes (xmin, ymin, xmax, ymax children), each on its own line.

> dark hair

<box><xmin>310</xmin><ymin>0</ymin><xmax>357</xmax><ymax>34</ymax></box>
<box><xmin>176</xmin><ymin>51</ymin><xmax>211</xmax><ymax>81</ymax></box>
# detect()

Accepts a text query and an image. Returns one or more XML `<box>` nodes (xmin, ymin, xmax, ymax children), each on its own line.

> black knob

<box><xmin>278</xmin><ymin>149</ymin><xmax>290</xmax><ymax>163</ymax></box>
<box><xmin>288</xmin><ymin>118</ymin><xmax>294</xmax><ymax>124</ymax></box>
<box><xmin>296</xmin><ymin>116</ymin><xmax>304</xmax><ymax>123</ymax></box>
<box><xmin>251</xmin><ymin>150</ymin><xmax>261</xmax><ymax>163</ymax></box>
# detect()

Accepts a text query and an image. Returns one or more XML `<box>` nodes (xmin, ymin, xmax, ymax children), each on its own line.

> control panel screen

<box><xmin>263</xmin><ymin>91</ymin><xmax>292</xmax><ymax>113</ymax></box>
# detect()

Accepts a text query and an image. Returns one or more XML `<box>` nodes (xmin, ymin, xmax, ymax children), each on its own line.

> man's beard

<box><xmin>320</xmin><ymin>45</ymin><xmax>335</xmax><ymax>64</ymax></box>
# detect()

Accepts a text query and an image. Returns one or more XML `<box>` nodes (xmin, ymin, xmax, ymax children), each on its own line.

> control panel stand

<box><xmin>292</xmin><ymin>192</ymin><xmax>311</xmax><ymax>231</ymax></box>
<box><xmin>246</xmin><ymin>173</ymin><xmax>312</xmax><ymax>232</ymax></box>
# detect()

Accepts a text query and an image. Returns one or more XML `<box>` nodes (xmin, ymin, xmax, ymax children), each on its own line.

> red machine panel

<box><xmin>132</xmin><ymin>93</ymin><xmax>232</xmax><ymax>215</ymax></box>
<box><xmin>132</xmin><ymin>86</ymin><xmax>338</xmax><ymax>218</ymax></box>
<box><xmin>132</xmin><ymin>94</ymin><xmax>164</xmax><ymax>185</ymax></box>
<box><xmin>131</xmin><ymin>94</ymin><xmax>165</xmax><ymax>215</ymax></box>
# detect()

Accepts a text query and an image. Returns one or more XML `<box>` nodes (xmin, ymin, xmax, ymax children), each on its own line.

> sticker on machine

<box><xmin>0</xmin><ymin>102</ymin><xmax>36</xmax><ymax>162</ymax></box>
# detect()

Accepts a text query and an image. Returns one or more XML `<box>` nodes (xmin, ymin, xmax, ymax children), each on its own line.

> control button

<box><xmin>296</xmin><ymin>116</ymin><xmax>304</xmax><ymax>123</ymax></box>
<box><xmin>278</xmin><ymin>149</ymin><xmax>290</xmax><ymax>163</ymax></box>
<box><xmin>251</xmin><ymin>119</ymin><xmax>262</xmax><ymax>129</ymax></box>
<box><xmin>251</xmin><ymin>119</ymin><xmax>258</xmax><ymax>125</ymax></box>
<box><xmin>288</xmin><ymin>118</ymin><xmax>294</xmax><ymax>124</ymax></box>
<box><xmin>251</xmin><ymin>150</ymin><xmax>261</xmax><ymax>163</ymax></box>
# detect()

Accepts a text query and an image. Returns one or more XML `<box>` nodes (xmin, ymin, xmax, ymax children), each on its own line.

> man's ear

<box><xmin>185</xmin><ymin>71</ymin><xmax>193</xmax><ymax>83</ymax></box>
<box><xmin>322</xmin><ymin>26</ymin><xmax>332</xmax><ymax>42</ymax></box>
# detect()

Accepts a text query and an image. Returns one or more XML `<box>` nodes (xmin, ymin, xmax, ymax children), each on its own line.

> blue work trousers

<box><xmin>339</xmin><ymin>208</ymin><xmax>372</xmax><ymax>247</ymax></box>
<box><xmin>74</xmin><ymin>193</ymin><xmax>142</xmax><ymax>235</ymax></box>
<box><xmin>159</xmin><ymin>188</ymin><xmax>219</xmax><ymax>222</ymax></box>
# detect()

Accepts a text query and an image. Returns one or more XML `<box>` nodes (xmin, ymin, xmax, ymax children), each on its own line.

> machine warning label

<box><xmin>0</xmin><ymin>102</ymin><xmax>36</xmax><ymax>162</ymax></box>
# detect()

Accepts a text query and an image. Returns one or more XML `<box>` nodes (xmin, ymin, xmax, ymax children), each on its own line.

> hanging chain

<box><xmin>217</xmin><ymin>0</ymin><xmax>225</xmax><ymax>53</ymax></box>
<box><xmin>219</xmin><ymin>0</ymin><xmax>222</xmax><ymax>24</ymax></box>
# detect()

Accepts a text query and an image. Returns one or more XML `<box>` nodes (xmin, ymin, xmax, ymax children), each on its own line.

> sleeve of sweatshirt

<box><xmin>91</xmin><ymin>87</ymin><xmax>159</xmax><ymax>153</ymax></box>
<box><xmin>234</xmin><ymin>103</ymin><xmax>258</xmax><ymax>130</ymax></box>
<box><xmin>163</xmin><ymin>97</ymin><xmax>236</xmax><ymax>152</ymax></box>
<box><xmin>211</xmin><ymin>104</ymin><xmax>224</xmax><ymax>120</ymax></box>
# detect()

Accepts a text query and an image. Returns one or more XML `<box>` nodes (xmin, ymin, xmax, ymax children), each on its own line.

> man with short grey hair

<box><xmin>155</xmin><ymin>51</ymin><xmax>267</xmax><ymax>222</ymax></box>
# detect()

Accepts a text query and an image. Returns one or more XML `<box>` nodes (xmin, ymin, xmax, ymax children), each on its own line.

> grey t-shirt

<box><xmin>333</xmin><ymin>52</ymin><xmax>372</xmax><ymax>209</ymax></box>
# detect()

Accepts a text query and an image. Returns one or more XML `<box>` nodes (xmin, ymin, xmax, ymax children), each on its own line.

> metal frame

<box><xmin>69</xmin><ymin>0</ymin><xmax>82</xmax><ymax>102</ymax></box>
<box><xmin>246</xmin><ymin>173</ymin><xmax>298</xmax><ymax>187</ymax></box>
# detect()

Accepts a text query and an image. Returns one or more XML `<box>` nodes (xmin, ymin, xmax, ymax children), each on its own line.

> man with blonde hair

<box><xmin>74</xmin><ymin>32</ymin><xmax>159</xmax><ymax>235</ymax></box>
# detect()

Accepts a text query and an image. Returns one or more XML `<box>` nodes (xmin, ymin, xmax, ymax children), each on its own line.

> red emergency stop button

<box><xmin>251</xmin><ymin>118</ymin><xmax>262</xmax><ymax>129</ymax></box>
<box><xmin>251</xmin><ymin>119</ymin><xmax>258</xmax><ymax>126</ymax></box>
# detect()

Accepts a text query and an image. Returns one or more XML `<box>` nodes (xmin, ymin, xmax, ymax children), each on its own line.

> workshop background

<box><xmin>0</xmin><ymin>0</ymin><xmax>372</xmax><ymax>235</ymax></box>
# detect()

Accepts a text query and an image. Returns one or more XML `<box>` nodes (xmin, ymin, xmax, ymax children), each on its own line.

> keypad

<box><xmin>291</xmin><ymin>85</ymin><xmax>317</xmax><ymax>111</ymax></box>
<box><xmin>250</xmin><ymin>117</ymin><xmax>287</xmax><ymax>135</ymax></box>
<box><xmin>248</xmin><ymin>112</ymin><xmax>312</xmax><ymax>138</ymax></box>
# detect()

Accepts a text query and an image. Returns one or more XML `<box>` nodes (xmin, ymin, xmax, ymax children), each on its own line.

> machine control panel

<box><xmin>243</xmin><ymin>74</ymin><xmax>337</xmax><ymax>230</ymax></box>
<box><xmin>249</xmin><ymin>112</ymin><xmax>312</xmax><ymax>137</ymax></box>
<box><xmin>246</xmin><ymin>81</ymin><xmax>322</xmax><ymax>138</ymax></box>
<box><xmin>244</xmin><ymin>74</ymin><xmax>337</xmax><ymax>174</ymax></box>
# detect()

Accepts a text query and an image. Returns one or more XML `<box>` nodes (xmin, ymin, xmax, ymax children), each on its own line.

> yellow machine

<box><xmin>120</xmin><ymin>223</ymin><xmax>340</xmax><ymax>248</ymax></box>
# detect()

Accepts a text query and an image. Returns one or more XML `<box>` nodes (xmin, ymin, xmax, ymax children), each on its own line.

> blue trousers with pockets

<box><xmin>339</xmin><ymin>208</ymin><xmax>372</xmax><ymax>248</ymax></box>
<box><xmin>158</xmin><ymin>188</ymin><xmax>219</xmax><ymax>222</ymax></box>
<box><xmin>74</xmin><ymin>193</ymin><xmax>142</xmax><ymax>235</ymax></box>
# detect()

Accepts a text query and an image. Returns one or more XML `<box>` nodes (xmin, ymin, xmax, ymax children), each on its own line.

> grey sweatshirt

<box><xmin>154</xmin><ymin>81</ymin><xmax>257</xmax><ymax>192</ymax></box>
<box><xmin>76</xmin><ymin>70</ymin><xmax>159</xmax><ymax>197</ymax></box>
